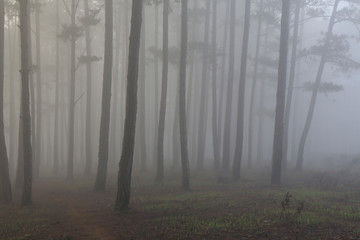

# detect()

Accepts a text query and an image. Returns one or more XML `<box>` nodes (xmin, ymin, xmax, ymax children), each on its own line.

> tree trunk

<box><xmin>179</xmin><ymin>0</ymin><xmax>190</xmax><ymax>190</ymax></box>
<box><xmin>19</xmin><ymin>0</ymin><xmax>33</xmax><ymax>206</ymax></box>
<box><xmin>271</xmin><ymin>0</ymin><xmax>290</xmax><ymax>185</ymax></box>
<box><xmin>232</xmin><ymin>0</ymin><xmax>251</xmax><ymax>181</ymax></box>
<box><xmin>114</xmin><ymin>0</ymin><xmax>142</xmax><ymax>211</ymax></box>
<box><xmin>34</xmin><ymin>0</ymin><xmax>42</xmax><ymax>179</ymax></box>
<box><xmin>221</xmin><ymin>0</ymin><xmax>236</xmax><ymax>172</ymax></box>
<box><xmin>282</xmin><ymin>0</ymin><xmax>301</xmax><ymax>170</ymax></box>
<box><xmin>155</xmin><ymin>0</ymin><xmax>169</xmax><ymax>184</ymax></box>
<box><xmin>0</xmin><ymin>0</ymin><xmax>11</xmax><ymax>204</ymax></box>
<box><xmin>94</xmin><ymin>0</ymin><xmax>113</xmax><ymax>191</ymax></box>
<box><xmin>211</xmin><ymin>0</ymin><xmax>220</xmax><ymax>171</ymax></box>
<box><xmin>196</xmin><ymin>0</ymin><xmax>210</xmax><ymax>170</ymax></box>
<box><xmin>53</xmin><ymin>0</ymin><xmax>60</xmax><ymax>175</ymax></box>
<box><xmin>67</xmin><ymin>0</ymin><xmax>76</xmax><ymax>180</ymax></box>
<box><xmin>247</xmin><ymin>0</ymin><xmax>263</xmax><ymax>168</ymax></box>
<box><xmin>152</xmin><ymin>2</ymin><xmax>159</xmax><ymax>167</ymax></box>
<box><xmin>84</xmin><ymin>0</ymin><xmax>92</xmax><ymax>176</ymax></box>
<box><xmin>296</xmin><ymin>0</ymin><xmax>340</xmax><ymax>171</ymax></box>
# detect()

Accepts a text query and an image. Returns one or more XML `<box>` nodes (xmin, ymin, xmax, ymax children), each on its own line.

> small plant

<box><xmin>281</xmin><ymin>192</ymin><xmax>292</xmax><ymax>211</ymax></box>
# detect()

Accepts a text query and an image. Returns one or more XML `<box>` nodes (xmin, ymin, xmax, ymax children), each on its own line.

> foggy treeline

<box><xmin>1</xmin><ymin>0</ymin><xmax>360</xmax><ymax>209</ymax></box>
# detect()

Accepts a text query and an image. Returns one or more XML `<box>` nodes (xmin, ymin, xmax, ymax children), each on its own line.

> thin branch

<box><xmin>74</xmin><ymin>93</ymin><xmax>85</xmax><ymax>106</ymax></box>
<box><xmin>75</xmin><ymin>47</ymin><xmax>87</xmax><ymax>71</ymax></box>
<box><xmin>62</xmin><ymin>0</ymin><xmax>71</xmax><ymax>17</ymax></box>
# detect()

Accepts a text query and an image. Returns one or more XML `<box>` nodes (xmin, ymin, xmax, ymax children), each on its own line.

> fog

<box><xmin>2</xmin><ymin>0</ymin><xmax>360</xmax><ymax>238</ymax></box>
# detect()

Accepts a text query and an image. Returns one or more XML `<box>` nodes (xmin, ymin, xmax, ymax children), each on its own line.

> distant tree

<box><xmin>296</xmin><ymin>0</ymin><xmax>347</xmax><ymax>170</ymax></box>
<box><xmin>233</xmin><ymin>0</ymin><xmax>251</xmax><ymax>181</ymax></box>
<box><xmin>0</xmin><ymin>0</ymin><xmax>11</xmax><ymax>204</ymax></box>
<box><xmin>196</xmin><ymin>0</ymin><xmax>210</xmax><ymax>170</ymax></box>
<box><xmin>247</xmin><ymin>0</ymin><xmax>263</xmax><ymax>169</ymax></box>
<box><xmin>114</xmin><ymin>0</ymin><xmax>143</xmax><ymax>211</ymax></box>
<box><xmin>211</xmin><ymin>0</ymin><xmax>220</xmax><ymax>170</ymax></box>
<box><xmin>179</xmin><ymin>0</ymin><xmax>190</xmax><ymax>190</ymax></box>
<box><xmin>222</xmin><ymin>0</ymin><xmax>236</xmax><ymax>172</ymax></box>
<box><xmin>94</xmin><ymin>0</ymin><xmax>113</xmax><ymax>192</ymax></box>
<box><xmin>271</xmin><ymin>0</ymin><xmax>290</xmax><ymax>185</ymax></box>
<box><xmin>282</xmin><ymin>0</ymin><xmax>302</xmax><ymax>170</ymax></box>
<box><xmin>34</xmin><ymin>0</ymin><xmax>42</xmax><ymax>179</ymax></box>
<box><xmin>19</xmin><ymin>0</ymin><xmax>33</xmax><ymax>206</ymax></box>
<box><xmin>155</xmin><ymin>0</ymin><xmax>169</xmax><ymax>184</ymax></box>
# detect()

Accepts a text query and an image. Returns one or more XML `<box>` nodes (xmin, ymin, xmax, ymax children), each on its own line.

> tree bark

<box><xmin>0</xmin><ymin>0</ymin><xmax>11</xmax><ymax>203</ymax></box>
<box><xmin>155</xmin><ymin>0</ymin><xmax>169</xmax><ymax>184</ymax></box>
<box><xmin>179</xmin><ymin>0</ymin><xmax>190</xmax><ymax>190</ymax></box>
<box><xmin>271</xmin><ymin>0</ymin><xmax>290</xmax><ymax>185</ymax></box>
<box><xmin>221</xmin><ymin>0</ymin><xmax>236</xmax><ymax>172</ymax></box>
<box><xmin>296</xmin><ymin>0</ymin><xmax>340</xmax><ymax>171</ymax></box>
<box><xmin>94</xmin><ymin>0</ymin><xmax>113</xmax><ymax>192</ymax></box>
<box><xmin>19</xmin><ymin>0</ymin><xmax>33</xmax><ymax>206</ymax></box>
<box><xmin>114</xmin><ymin>0</ymin><xmax>142</xmax><ymax>211</ymax></box>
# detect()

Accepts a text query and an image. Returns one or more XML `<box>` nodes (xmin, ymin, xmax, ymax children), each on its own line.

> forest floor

<box><xmin>1</xmin><ymin>168</ymin><xmax>360</xmax><ymax>240</ymax></box>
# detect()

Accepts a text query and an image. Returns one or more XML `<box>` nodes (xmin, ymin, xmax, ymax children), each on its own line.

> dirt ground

<box><xmin>1</xmin><ymin>171</ymin><xmax>360</xmax><ymax>240</ymax></box>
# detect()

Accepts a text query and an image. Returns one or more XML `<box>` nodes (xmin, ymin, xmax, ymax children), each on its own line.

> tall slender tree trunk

<box><xmin>179</xmin><ymin>0</ymin><xmax>190</xmax><ymax>190</ymax></box>
<box><xmin>282</xmin><ymin>0</ymin><xmax>301</xmax><ymax>170</ymax></box>
<box><xmin>247</xmin><ymin>0</ymin><xmax>263</xmax><ymax>168</ymax></box>
<box><xmin>233</xmin><ymin>0</ymin><xmax>251</xmax><ymax>181</ymax></box>
<box><xmin>19</xmin><ymin>0</ymin><xmax>33</xmax><ymax>206</ymax></box>
<box><xmin>155</xmin><ymin>0</ymin><xmax>169</xmax><ymax>184</ymax></box>
<box><xmin>110</xmin><ymin>0</ymin><xmax>121</xmax><ymax>168</ymax></box>
<box><xmin>271</xmin><ymin>0</ymin><xmax>290</xmax><ymax>185</ymax></box>
<box><xmin>221</xmin><ymin>0</ymin><xmax>236</xmax><ymax>172</ymax></box>
<box><xmin>196</xmin><ymin>0</ymin><xmax>210</xmax><ymax>170</ymax></box>
<box><xmin>114</xmin><ymin>0</ymin><xmax>142</xmax><ymax>211</ymax></box>
<box><xmin>138</xmin><ymin>12</ymin><xmax>147</xmax><ymax>170</ymax></box>
<box><xmin>94</xmin><ymin>0</ymin><xmax>113</xmax><ymax>191</ymax></box>
<box><xmin>67</xmin><ymin>0</ymin><xmax>76</xmax><ymax>180</ymax></box>
<box><xmin>211</xmin><ymin>0</ymin><xmax>220</xmax><ymax>170</ymax></box>
<box><xmin>53</xmin><ymin>0</ymin><xmax>60</xmax><ymax>175</ymax></box>
<box><xmin>34</xmin><ymin>0</ymin><xmax>42</xmax><ymax>179</ymax></box>
<box><xmin>217</xmin><ymin>0</ymin><xmax>230</xmax><ymax>152</ymax></box>
<box><xmin>84</xmin><ymin>0</ymin><xmax>92</xmax><ymax>176</ymax></box>
<box><xmin>0</xmin><ymin>0</ymin><xmax>11</xmax><ymax>204</ymax></box>
<box><xmin>296</xmin><ymin>0</ymin><xmax>340</xmax><ymax>171</ymax></box>
<box><xmin>153</xmin><ymin>2</ymin><xmax>159</xmax><ymax>167</ymax></box>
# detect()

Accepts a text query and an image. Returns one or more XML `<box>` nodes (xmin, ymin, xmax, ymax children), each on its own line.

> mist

<box><xmin>1</xmin><ymin>0</ymin><xmax>360</xmax><ymax>239</ymax></box>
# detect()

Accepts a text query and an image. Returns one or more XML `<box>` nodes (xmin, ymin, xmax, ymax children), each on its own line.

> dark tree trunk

<box><xmin>196</xmin><ymin>0</ymin><xmax>210</xmax><ymax>170</ymax></box>
<box><xmin>84</xmin><ymin>0</ymin><xmax>93</xmax><ymax>176</ymax></box>
<box><xmin>179</xmin><ymin>0</ymin><xmax>190</xmax><ymax>190</ymax></box>
<box><xmin>15</xmin><ymin>113</ymin><xmax>24</xmax><ymax>189</ymax></box>
<box><xmin>221</xmin><ymin>0</ymin><xmax>236</xmax><ymax>172</ymax></box>
<box><xmin>114</xmin><ymin>0</ymin><xmax>142</xmax><ymax>211</ymax></box>
<box><xmin>19</xmin><ymin>0</ymin><xmax>33</xmax><ymax>206</ymax></box>
<box><xmin>155</xmin><ymin>0</ymin><xmax>169</xmax><ymax>184</ymax></box>
<box><xmin>247</xmin><ymin>0</ymin><xmax>263</xmax><ymax>168</ymax></box>
<box><xmin>211</xmin><ymin>0</ymin><xmax>220</xmax><ymax>170</ymax></box>
<box><xmin>282</xmin><ymin>0</ymin><xmax>301</xmax><ymax>170</ymax></box>
<box><xmin>94</xmin><ymin>0</ymin><xmax>113</xmax><ymax>192</ymax></box>
<box><xmin>271</xmin><ymin>0</ymin><xmax>290</xmax><ymax>185</ymax></box>
<box><xmin>67</xmin><ymin>0</ymin><xmax>76</xmax><ymax>180</ymax></box>
<box><xmin>153</xmin><ymin>2</ymin><xmax>159</xmax><ymax>167</ymax></box>
<box><xmin>53</xmin><ymin>0</ymin><xmax>60</xmax><ymax>175</ymax></box>
<box><xmin>296</xmin><ymin>0</ymin><xmax>340</xmax><ymax>171</ymax></box>
<box><xmin>0</xmin><ymin>0</ymin><xmax>11</xmax><ymax>204</ymax></box>
<box><xmin>232</xmin><ymin>0</ymin><xmax>251</xmax><ymax>181</ymax></box>
<box><xmin>34</xmin><ymin>0</ymin><xmax>42</xmax><ymax>179</ymax></box>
